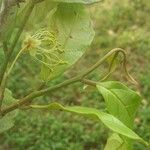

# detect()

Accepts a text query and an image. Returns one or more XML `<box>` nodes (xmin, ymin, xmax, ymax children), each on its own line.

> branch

<box><xmin>1</xmin><ymin>76</ymin><xmax>81</xmax><ymax>115</ymax></box>
<box><xmin>1</xmin><ymin>48</ymin><xmax>136</xmax><ymax>116</ymax></box>
<box><xmin>82</xmin><ymin>79</ymin><xmax>97</xmax><ymax>86</ymax></box>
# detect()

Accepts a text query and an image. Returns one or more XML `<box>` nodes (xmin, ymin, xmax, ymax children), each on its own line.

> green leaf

<box><xmin>104</xmin><ymin>133</ymin><xmax>127</xmax><ymax>150</ymax></box>
<box><xmin>51</xmin><ymin>0</ymin><xmax>100</xmax><ymax>4</ymax></box>
<box><xmin>0</xmin><ymin>89</ymin><xmax>18</xmax><ymax>133</ymax></box>
<box><xmin>40</xmin><ymin>3</ymin><xmax>95</xmax><ymax>81</ymax></box>
<box><xmin>96</xmin><ymin>81</ymin><xmax>141</xmax><ymax>128</ymax></box>
<box><xmin>96</xmin><ymin>81</ymin><xmax>141</xmax><ymax>149</ymax></box>
<box><xmin>24</xmin><ymin>1</ymin><xmax>57</xmax><ymax>30</ymax></box>
<box><xmin>30</xmin><ymin>102</ymin><xmax>148</xmax><ymax>145</ymax></box>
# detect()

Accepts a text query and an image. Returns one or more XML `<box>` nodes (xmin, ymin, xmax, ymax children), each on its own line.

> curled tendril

<box><xmin>100</xmin><ymin>48</ymin><xmax>138</xmax><ymax>85</ymax></box>
<box><xmin>22</xmin><ymin>29</ymin><xmax>68</xmax><ymax>72</ymax></box>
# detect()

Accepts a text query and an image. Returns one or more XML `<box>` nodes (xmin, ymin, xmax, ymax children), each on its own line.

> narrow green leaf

<box><xmin>31</xmin><ymin>102</ymin><xmax>148</xmax><ymax>145</ymax></box>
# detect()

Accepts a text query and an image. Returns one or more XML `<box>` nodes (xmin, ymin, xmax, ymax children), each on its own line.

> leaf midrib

<box><xmin>102</xmin><ymin>86</ymin><xmax>132</xmax><ymax>125</ymax></box>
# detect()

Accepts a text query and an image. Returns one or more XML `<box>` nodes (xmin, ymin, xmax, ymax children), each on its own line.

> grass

<box><xmin>0</xmin><ymin>0</ymin><xmax>150</xmax><ymax>149</ymax></box>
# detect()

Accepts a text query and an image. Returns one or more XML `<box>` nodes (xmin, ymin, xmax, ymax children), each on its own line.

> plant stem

<box><xmin>7</xmin><ymin>46</ymin><xmax>27</xmax><ymax>76</ymax></box>
<box><xmin>100</xmin><ymin>51</ymin><xmax>119</xmax><ymax>81</ymax></box>
<box><xmin>81</xmin><ymin>48</ymin><xmax>124</xmax><ymax>77</ymax></box>
<box><xmin>1</xmin><ymin>76</ymin><xmax>80</xmax><ymax>115</ymax></box>
<box><xmin>82</xmin><ymin>79</ymin><xmax>97</xmax><ymax>86</ymax></box>
<box><xmin>1</xmin><ymin>48</ymin><xmax>136</xmax><ymax>116</ymax></box>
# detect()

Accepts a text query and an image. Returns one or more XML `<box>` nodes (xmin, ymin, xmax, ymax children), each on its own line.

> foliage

<box><xmin>30</xmin><ymin>100</ymin><xmax>147</xmax><ymax>145</ymax></box>
<box><xmin>0</xmin><ymin>89</ymin><xmax>18</xmax><ymax>133</ymax></box>
<box><xmin>0</xmin><ymin>0</ymin><xmax>149</xmax><ymax>149</ymax></box>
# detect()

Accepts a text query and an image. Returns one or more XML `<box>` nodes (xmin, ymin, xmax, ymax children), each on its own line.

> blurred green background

<box><xmin>0</xmin><ymin>0</ymin><xmax>150</xmax><ymax>149</ymax></box>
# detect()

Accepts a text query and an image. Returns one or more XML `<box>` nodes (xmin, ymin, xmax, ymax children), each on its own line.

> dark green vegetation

<box><xmin>0</xmin><ymin>0</ymin><xmax>149</xmax><ymax>149</ymax></box>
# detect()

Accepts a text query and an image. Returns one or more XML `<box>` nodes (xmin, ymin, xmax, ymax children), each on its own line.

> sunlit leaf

<box><xmin>96</xmin><ymin>81</ymin><xmax>141</xmax><ymax>128</ymax></box>
<box><xmin>96</xmin><ymin>81</ymin><xmax>141</xmax><ymax>149</ymax></box>
<box><xmin>30</xmin><ymin>102</ymin><xmax>148</xmax><ymax>145</ymax></box>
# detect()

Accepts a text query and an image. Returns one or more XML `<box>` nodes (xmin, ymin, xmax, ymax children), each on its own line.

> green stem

<box><xmin>100</xmin><ymin>51</ymin><xmax>119</xmax><ymax>81</ymax></box>
<box><xmin>7</xmin><ymin>46</ymin><xmax>27</xmax><ymax>76</ymax></box>
<box><xmin>1</xmin><ymin>76</ymin><xmax>80</xmax><ymax>115</ymax></box>
<box><xmin>81</xmin><ymin>48</ymin><xmax>124</xmax><ymax>77</ymax></box>
<box><xmin>82</xmin><ymin>79</ymin><xmax>97</xmax><ymax>86</ymax></box>
<box><xmin>1</xmin><ymin>48</ymin><xmax>136</xmax><ymax>116</ymax></box>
